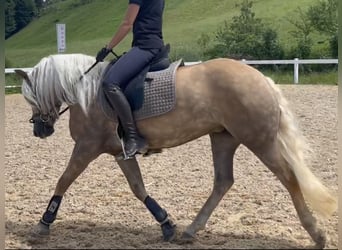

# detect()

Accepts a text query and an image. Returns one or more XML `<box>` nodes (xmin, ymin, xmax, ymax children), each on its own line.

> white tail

<box><xmin>265</xmin><ymin>77</ymin><xmax>337</xmax><ymax>217</ymax></box>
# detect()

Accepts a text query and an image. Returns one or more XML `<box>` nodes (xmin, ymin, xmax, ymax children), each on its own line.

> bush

<box><xmin>287</xmin><ymin>38</ymin><xmax>313</xmax><ymax>59</ymax></box>
<box><xmin>259</xmin><ymin>28</ymin><xmax>284</xmax><ymax>59</ymax></box>
<box><xmin>329</xmin><ymin>33</ymin><xmax>338</xmax><ymax>58</ymax></box>
<box><xmin>205</xmin><ymin>0</ymin><xmax>284</xmax><ymax>60</ymax></box>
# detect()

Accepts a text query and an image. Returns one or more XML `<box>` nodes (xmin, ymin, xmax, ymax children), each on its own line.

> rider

<box><xmin>96</xmin><ymin>0</ymin><xmax>166</xmax><ymax>159</ymax></box>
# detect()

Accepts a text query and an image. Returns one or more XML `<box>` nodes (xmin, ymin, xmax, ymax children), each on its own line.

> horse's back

<box><xmin>176</xmin><ymin>58</ymin><xmax>278</xmax><ymax>112</ymax></box>
<box><xmin>192</xmin><ymin>58</ymin><xmax>280</xmax><ymax>143</ymax></box>
<box><xmin>137</xmin><ymin>58</ymin><xmax>280</xmax><ymax>148</ymax></box>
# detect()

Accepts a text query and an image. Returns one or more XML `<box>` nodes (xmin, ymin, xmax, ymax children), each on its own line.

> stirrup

<box><xmin>120</xmin><ymin>138</ymin><xmax>135</xmax><ymax>160</ymax></box>
<box><xmin>116</xmin><ymin>124</ymin><xmax>134</xmax><ymax>160</ymax></box>
<box><xmin>120</xmin><ymin>138</ymin><xmax>148</xmax><ymax>160</ymax></box>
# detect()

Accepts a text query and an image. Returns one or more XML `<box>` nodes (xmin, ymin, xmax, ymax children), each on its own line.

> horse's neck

<box><xmin>58</xmin><ymin>62</ymin><xmax>105</xmax><ymax>114</ymax></box>
<box><xmin>68</xmin><ymin>100</ymin><xmax>118</xmax><ymax>146</ymax></box>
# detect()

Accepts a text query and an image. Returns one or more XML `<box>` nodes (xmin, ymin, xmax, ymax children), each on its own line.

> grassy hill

<box><xmin>6</xmin><ymin>0</ymin><xmax>327</xmax><ymax>67</ymax></box>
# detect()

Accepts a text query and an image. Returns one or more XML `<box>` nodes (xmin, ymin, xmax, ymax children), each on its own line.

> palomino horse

<box><xmin>16</xmin><ymin>54</ymin><xmax>336</xmax><ymax>248</ymax></box>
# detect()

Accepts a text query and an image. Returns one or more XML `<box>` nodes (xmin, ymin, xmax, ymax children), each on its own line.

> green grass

<box><xmin>5</xmin><ymin>0</ymin><xmax>336</xmax><ymax>91</ymax></box>
<box><xmin>5</xmin><ymin>0</ymin><xmax>330</xmax><ymax>66</ymax></box>
<box><xmin>262</xmin><ymin>70</ymin><xmax>338</xmax><ymax>84</ymax></box>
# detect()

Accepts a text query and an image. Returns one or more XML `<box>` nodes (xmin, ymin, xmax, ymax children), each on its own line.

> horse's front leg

<box><xmin>32</xmin><ymin>141</ymin><xmax>101</xmax><ymax>236</ymax></box>
<box><xmin>115</xmin><ymin>156</ymin><xmax>176</xmax><ymax>241</ymax></box>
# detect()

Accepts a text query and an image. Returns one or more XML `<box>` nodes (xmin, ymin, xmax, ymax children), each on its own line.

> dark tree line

<box><xmin>5</xmin><ymin>0</ymin><xmax>48</xmax><ymax>39</ymax></box>
<box><xmin>5</xmin><ymin>0</ymin><xmax>92</xmax><ymax>39</ymax></box>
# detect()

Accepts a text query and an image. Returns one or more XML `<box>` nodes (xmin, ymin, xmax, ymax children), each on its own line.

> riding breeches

<box><xmin>102</xmin><ymin>46</ymin><xmax>159</xmax><ymax>90</ymax></box>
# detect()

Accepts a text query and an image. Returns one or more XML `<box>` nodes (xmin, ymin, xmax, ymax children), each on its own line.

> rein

<box><xmin>59</xmin><ymin>106</ymin><xmax>69</xmax><ymax>116</ymax></box>
<box><xmin>57</xmin><ymin>51</ymin><xmax>120</xmax><ymax>119</ymax></box>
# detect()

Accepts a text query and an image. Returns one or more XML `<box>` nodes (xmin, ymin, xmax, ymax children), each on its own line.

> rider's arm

<box><xmin>106</xmin><ymin>3</ymin><xmax>140</xmax><ymax>50</ymax></box>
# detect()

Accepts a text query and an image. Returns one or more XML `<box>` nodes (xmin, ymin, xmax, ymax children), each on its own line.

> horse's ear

<box><xmin>15</xmin><ymin>69</ymin><xmax>33</xmax><ymax>89</ymax></box>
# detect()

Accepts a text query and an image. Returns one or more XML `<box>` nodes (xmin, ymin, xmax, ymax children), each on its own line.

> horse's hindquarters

<box><xmin>138</xmin><ymin>59</ymin><xmax>280</xmax><ymax>149</ymax></box>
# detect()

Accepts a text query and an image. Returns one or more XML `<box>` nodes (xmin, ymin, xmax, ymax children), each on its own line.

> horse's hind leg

<box><xmin>253</xmin><ymin>143</ymin><xmax>326</xmax><ymax>248</ymax></box>
<box><xmin>32</xmin><ymin>142</ymin><xmax>101</xmax><ymax>236</ymax></box>
<box><xmin>115</xmin><ymin>156</ymin><xmax>176</xmax><ymax>241</ymax></box>
<box><xmin>183</xmin><ymin>131</ymin><xmax>240</xmax><ymax>239</ymax></box>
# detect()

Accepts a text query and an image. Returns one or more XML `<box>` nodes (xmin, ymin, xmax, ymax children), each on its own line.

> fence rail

<box><xmin>5</xmin><ymin>58</ymin><xmax>338</xmax><ymax>88</ymax></box>
<box><xmin>240</xmin><ymin>58</ymin><xmax>338</xmax><ymax>84</ymax></box>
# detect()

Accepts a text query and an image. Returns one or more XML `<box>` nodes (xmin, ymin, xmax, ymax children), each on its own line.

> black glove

<box><xmin>96</xmin><ymin>47</ymin><xmax>111</xmax><ymax>62</ymax></box>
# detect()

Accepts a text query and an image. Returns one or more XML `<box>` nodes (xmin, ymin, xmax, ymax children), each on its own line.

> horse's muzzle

<box><xmin>33</xmin><ymin>121</ymin><xmax>55</xmax><ymax>138</ymax></box>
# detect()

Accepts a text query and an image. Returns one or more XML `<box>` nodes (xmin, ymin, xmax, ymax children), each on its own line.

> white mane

<box><xmin>22</xmin><ymin>53</ymin><xmax>108</xmax><ymax>117</ymax></box>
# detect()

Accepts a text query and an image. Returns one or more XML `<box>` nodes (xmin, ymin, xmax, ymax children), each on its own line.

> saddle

<box><xmin>99</xmin><ymin>44</ymin><xmax>184</xmax><ymax>121</ymax></box>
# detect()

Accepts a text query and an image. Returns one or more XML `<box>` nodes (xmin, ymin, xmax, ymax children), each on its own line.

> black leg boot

<box><xmin>103</xmin><ymin>85</ymin><xmax>148</xmax><ymax>159</ymax></box>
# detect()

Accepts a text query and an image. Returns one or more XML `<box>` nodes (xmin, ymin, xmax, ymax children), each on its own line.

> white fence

<box><xmin>240</xmin><ymin>58</ymin><xmax>338</xmax><ymax>84</ymax></box>
<box><xmin>5</xmin><ymin>58</ymin><xmax>338</xmax><ymax>88</ymax></box>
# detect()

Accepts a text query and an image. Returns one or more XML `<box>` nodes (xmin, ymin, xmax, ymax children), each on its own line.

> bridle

<box><xmin>29</xmin><ymin>106</ymin><xmax>69</xmax><ymax>124</ymax></box>
<box><xmin>58</xmin><ymin>106</ymin><xmax>69</xmax><ymax>116</ymax></box>
<box><xmin>27</xmin><ymin>50</ymin><xmax>119</xmax><ymax>124</ymax></box>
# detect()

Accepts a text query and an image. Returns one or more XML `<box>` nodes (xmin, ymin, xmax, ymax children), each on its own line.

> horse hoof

<box><xmin>181</xmin><ymin>231</ymin><xmax>195</xmax><ymax>243</ymax></box>
<box><xmin>161</xmin><ymin>220</ymin><xmax>176</xmax><ymax>242</ymax></box>
<box><xmin>314</xmin><ymin>231</ymin><xmax>326</xmax><ymax>249</ymax></box>
<box><xmin>31</xmin><ymin>222</ymin><xmax>50</xmax><ymax>236</ymax></box>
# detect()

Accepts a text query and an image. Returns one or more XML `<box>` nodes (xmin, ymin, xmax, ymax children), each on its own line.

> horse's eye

<box><xmin>29</xmin><ymin>118</ymin><xmax>35</xmax><ymax>123</ymax></box>
<box><xmin>40</xmin><ymin>114</ymin><xmax>50</xmax><ymax>123</ymax></box>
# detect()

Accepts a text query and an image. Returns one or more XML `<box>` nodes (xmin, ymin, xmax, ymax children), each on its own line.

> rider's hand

<box><xmin>96</xmin><ymin>47</ymin><xmax>111</xmax><ymax>62</ymax></box>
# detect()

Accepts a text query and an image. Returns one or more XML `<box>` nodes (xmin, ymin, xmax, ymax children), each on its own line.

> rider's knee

<box><xmin>102</xmin><ymin>80</ymin><xmax>120</xmax><ymax>92</ymax></box>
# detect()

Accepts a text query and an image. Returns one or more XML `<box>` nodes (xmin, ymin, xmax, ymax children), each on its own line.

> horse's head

<box><xmin>28</xmin><ymin>105</ymin><xmax>58</xmax><ymax>139</ymax></box>
<box><xmin>16</xmin><ymin>54</ymin><xmax>104</xmax><ymax>138</ymax></box>
<box><xmin>15</xmin><ymin>69</ymin><xmax>60</xmax><ymax>139</ymax></box>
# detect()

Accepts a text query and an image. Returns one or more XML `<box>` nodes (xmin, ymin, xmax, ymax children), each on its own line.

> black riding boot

<box><xmin>103</xmin><ymin>85</ymin><xmax>147</xmax><ymax>159</ymax></box>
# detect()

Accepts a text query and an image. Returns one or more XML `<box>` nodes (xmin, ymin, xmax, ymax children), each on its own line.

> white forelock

<box><xmin>21</xmin><ymin>53</ymin><xmax>108</xmax><ymax>117</ymax></box>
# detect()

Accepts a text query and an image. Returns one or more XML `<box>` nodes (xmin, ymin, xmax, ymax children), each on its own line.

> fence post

<box><xmin>294</xmin><ymin>58</ymin><xmax>299</xmax><ymax>84</ymax></box>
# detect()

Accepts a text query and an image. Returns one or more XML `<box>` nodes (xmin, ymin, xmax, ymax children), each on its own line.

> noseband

<box><xmin>29</xmin><ymin>106</ymin><xmax>69</xmax><ymax>124</ymax></box>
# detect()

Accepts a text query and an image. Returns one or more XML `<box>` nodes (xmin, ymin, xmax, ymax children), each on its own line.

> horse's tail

<box><xmin>265</xmin><ymin>77</ymin><xmax>337</xmax><ymax>217</ymax></box>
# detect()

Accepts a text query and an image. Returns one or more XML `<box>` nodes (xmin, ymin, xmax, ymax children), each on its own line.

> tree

<box><xmin>14</xmin><ymin>0</ymin><xmax>37</xmax><ymax>31</ymax></box>
<box><xmin>259</xmin><ymin>28</ymin><xmax>284</xmax><ymax>59</ymax></box>
<box><xmin>5</xmin><ymin>0</ymin><xmax>16</xmax><ymax>39</ymax></box>
<box><xmin>34</xmin><ymin>0</ymin><xmax>46</xmax><ymax>16</ymax></box>
<box><xmin>207</xmin><ymin>0</ymin><xmax>283</xmax><ymax>60</ymax></box>
<box><xmin>307</xmin><ymin>0</ymin><xmax>337</xmax><ymax>35</ymax></box>
<box><xmin>287</xmin><ymin>8</ymin><xmax>313</xmax><ymax>59</ymax></box>
<box><xmin>216</xmin><ymin>0</ymin><xmax>264</xmax><ymax>58</ymax></box>
<box><xmin>306</xmin><ymin>0</ymin><xmax>337</xmax><ymax>57</ymax></box>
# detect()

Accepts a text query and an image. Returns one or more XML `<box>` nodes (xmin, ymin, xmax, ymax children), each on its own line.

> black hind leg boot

<box><xmin>103</xmin><ymin>85</ymin><xmax>147</xmax><ymax>159</ymax></box>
